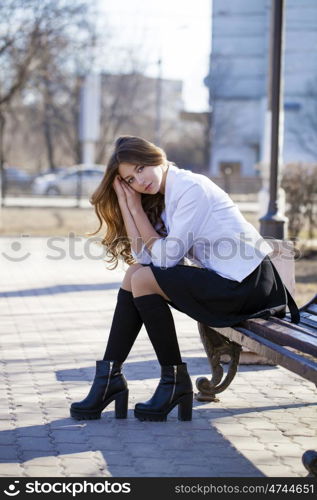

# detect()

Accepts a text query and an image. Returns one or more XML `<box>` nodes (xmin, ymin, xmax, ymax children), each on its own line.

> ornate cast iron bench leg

<box><xmin>195</xmin><ymin>323</ymin><xmax>242</xmax><ymax>402</ymax></box>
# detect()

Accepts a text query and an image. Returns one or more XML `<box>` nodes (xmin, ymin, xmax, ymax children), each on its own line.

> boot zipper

<box><xmin>169</xmin><ymin>365</ymin><xmax>177</xmax><ymax>405</ymax></box>
<box><xmin>103</xmin><ymin>361</ymin><xmax>113</xmax><ymax>400</ymax></box>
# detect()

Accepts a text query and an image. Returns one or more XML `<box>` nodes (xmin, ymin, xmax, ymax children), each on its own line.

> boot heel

<box><xmin>178</xmin><ymin>392</ymin><xmax>193</xmax><ymax>421</ymax></box>
<box><xmin>115</xmin><ymin>389</ymin><xmax>129</xmax><ymax>419</ymax></box>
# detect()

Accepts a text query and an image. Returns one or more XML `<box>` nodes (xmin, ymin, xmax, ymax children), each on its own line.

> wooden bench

<box><xmin>195</xmin><ymin>291</ymin><xmax>317</xmax><ymax>477</ymax></box>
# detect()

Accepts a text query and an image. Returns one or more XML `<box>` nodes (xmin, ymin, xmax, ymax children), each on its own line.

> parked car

<box><xmin>35</xmin><ymin>166</ymin><xmax>69</xmax><ymax>177</ymax></box>
<box><xmin>31</xmin><ymin>164</ymin><xmax>105</xmax><ymax>196</ymax></box>
<box><xmin>2</xmin><ymin>166</ymin><xmax>34</xmax><ymax>193</ymax></box>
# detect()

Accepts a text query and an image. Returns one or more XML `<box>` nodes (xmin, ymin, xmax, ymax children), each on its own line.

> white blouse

<box><xmin>131</xmin><ymin>164</ymin><xmax>272</xmax><ymax>282</ymax></box>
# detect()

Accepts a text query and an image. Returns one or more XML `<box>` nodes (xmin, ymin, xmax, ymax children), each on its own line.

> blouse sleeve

<box><xmin>131</xmin><ymin>244</ymin><xmax>152</xmax><ymax>265</ymax></box>
<box><xmin>131</xmin><ymin>212</ymin><xmax>166</xmax><ymax>265</ymax></box>
<box><xmin>150</xmin><ymin>184</ymin><xmax>207</xmax><ymax>268</ymax></box>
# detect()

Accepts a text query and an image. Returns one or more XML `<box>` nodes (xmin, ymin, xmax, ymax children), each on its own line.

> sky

<box><xmin>97</xmin><ymin>0</ymin><xmax>212</xmax><ymax>112</ymax></box>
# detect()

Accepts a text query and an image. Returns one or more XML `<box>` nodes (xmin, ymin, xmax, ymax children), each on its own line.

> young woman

<box><xmin>70</xmin><ymin>135</ymin><xmax>299</xmax><ymax>422</ymax></box>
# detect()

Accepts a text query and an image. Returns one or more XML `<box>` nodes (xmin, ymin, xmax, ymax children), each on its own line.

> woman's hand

<box><xmin>120</xmin><ymin>180</ymin><xmax>143</xmax><ymax>215</ymax></box>
<box><xmin>112</xmin><ymin>176</ymin><xmax>128</xmax><ymax>206</ymax></box>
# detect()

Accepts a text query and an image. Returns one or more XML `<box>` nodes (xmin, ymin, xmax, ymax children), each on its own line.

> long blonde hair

<box><xmin>90</xmin><ymin>136</ymin><xmax>170</xmax><ymax>269</ymax></box>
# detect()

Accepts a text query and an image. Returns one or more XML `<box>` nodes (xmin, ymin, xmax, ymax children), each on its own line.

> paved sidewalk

<box><xmin>0</xmin><ymin>236</ymin><xmax>316</xmax><ymax>477</ymax></box>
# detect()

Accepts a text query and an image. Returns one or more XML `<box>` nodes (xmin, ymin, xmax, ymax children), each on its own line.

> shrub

<box><xmin>281</xmin><ymin>163</ymin><xmax>317</xmax><ymax>239</ymax></box>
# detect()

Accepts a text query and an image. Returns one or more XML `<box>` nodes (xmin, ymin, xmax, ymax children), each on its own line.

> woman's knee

<box><xmin>122</xmin><ymin>264</ymin><xmax>143</xmax><ymax>289</ymax></box>
<box><xmin>130</xmin><ymin>266</ymin><xmax>151</xmax><ymax>288</ymax></box>
<box><xmin>130</xmin><ymin>267</ymin><xmax>171</xmax><ymax>300</ymax></box>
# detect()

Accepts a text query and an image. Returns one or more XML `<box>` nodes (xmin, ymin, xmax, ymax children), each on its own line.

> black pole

<box><xmin>260</xmin><ymin>0</ymin><xmax>288</xmax><ymax>239</ymax></box>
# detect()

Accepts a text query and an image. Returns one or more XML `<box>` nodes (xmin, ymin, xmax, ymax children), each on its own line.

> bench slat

<box><xmin>241</xmin><ymin>318</ymin><xmax>317</xmax><ymax>357</ymax></box>
<box><xmin>274</xmin><ymin>315</ymin><xmax>317</xmax><ymax>338</ymax></box>
<box><xmin>307</xmin><ymin>303</ymin><xmax>317</xmax><ymax>316</ymax></box>
<box><xmin>282</xmin><ymin>313</ymin><xmax>317</xmax><ymax>337</ymax></box>
<box><xmin>214</xmin><ymin>325</ymin><xmax>317</xmax><ymax>384</ymax></box>
<box><xmin>299</xmin><ymin>316</ymin><xmax>317</xmax><ymax>331</ymax></box>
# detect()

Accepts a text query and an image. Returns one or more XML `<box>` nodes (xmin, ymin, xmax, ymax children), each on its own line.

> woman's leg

<box><xmin>131</xmin><ymin>267</ymin><xmax>193</xmax><ymax>421</ymax></box>
<box><xmin>70</xmin><ymin>264</ymin><xmax>143</xmax><ymax>420</ymax></box>
<box><xmin>131</xmin><ymin>267</ymin><xmax>182</xmax><ymax>365</ymax></box>
<box><xmin>103</xmin><ymin>263</ymin><xmax>144</xmax><ymax>362</ymax></box>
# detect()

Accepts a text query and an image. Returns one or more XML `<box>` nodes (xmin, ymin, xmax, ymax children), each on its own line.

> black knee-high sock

<box><xmin>103</xmin><ymin>288</ymin><xmax>143</xmax><ymax>362</ymax></box>
<box><xmin>133</xmin><ymin>294</ymin><xmax>182</xmax><ymax>366</ymax></box>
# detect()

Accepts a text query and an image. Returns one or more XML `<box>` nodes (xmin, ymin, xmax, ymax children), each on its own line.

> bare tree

<box><xmin>23</xmin><ymin>16</ymin><xmax>152</xmax><ymax>169</ymax></box>
<box><xmin>96</xmin><ymin>71</ymin><xmax>158</xmax><ymax>164</ymax></box>
<box><xmin>0</xmin><ymin>0</ymin><xmax>93</xmax><ymax>188</ymax></box>
<box><xmin>2</xmin><ymin>5</ymin><xmax>208</xmax><ymax>176</ymax></box>
<box><xmin>25</xmin><ymin>1</ymin><xmax>97</xmax><ymax>170</ymax></box>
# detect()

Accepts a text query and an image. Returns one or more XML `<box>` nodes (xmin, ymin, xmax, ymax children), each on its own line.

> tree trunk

<box><xmin>0</xmin><ymin>111</ymin><xmax>6</xmax><ymax>204</ymax></box>
<box><xmin>42</xmin><ymin>75</ymin><xmax>56</xmax><ymax>171</ymax></box>
<box><xmin>43</xmin><ymin>106</ymin><xmax>55</xmax><ymax>170</ymax></box>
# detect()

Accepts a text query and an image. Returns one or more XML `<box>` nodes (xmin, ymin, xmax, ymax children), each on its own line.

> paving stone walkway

<box><xmin>0</xmin><ymin>236</ymin><xmax>316</xmax><ymax>477</ymax></box>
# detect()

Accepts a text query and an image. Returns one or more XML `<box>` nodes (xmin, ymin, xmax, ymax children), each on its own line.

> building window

<box><xmin>219</xmin><ymin>162</ymin><xmax>241</xmax><ymax>177</ymax></box>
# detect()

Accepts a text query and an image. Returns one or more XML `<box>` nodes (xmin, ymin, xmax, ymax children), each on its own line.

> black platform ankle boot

<box><xmin>70</xmin><ymin>360</ymin><xmax>128</xmax><ymax>420</ymax></box>
<box><xmin>134</xmin><ymin>363</ymin><xmax>193</xmax><ymax>422</ymax></box>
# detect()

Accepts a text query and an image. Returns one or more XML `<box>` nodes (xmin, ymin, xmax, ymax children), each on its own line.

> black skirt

<box><xmin>145</xmin><ymin>257</ymin><xmax>299</xmax><ymax>327</ymax></box>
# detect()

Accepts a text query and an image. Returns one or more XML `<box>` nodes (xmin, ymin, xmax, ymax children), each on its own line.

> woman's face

<box><xmin>118</xmin><ymin>162</ymin><xmax>166</xmax><ymax>194</ymax></box>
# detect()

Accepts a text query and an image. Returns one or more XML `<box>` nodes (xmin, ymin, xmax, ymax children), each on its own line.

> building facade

<box><xmin>207</xmin><ymin>0</ymin><xmax>317</xmax><ymax>180</ymax></box>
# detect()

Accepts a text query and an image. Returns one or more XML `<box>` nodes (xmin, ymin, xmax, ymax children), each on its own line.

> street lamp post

<box><xmin>260</xmin><ymin>0</ymin><xmax>288</xmax><ymax>239</ymax></box>
<box><xmin>155</xmin><ymin>57</ymin><xmax>162</xmax><ymax>147</ymax></box>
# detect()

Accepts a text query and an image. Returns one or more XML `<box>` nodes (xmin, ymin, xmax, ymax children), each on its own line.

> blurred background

<box><xmin>0</xmin><ymin>0</ymin><xmax>315</xmax><ymax>305</ymax></box>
